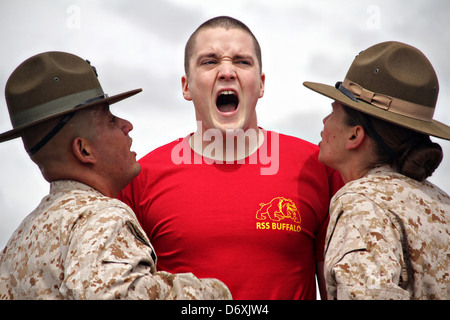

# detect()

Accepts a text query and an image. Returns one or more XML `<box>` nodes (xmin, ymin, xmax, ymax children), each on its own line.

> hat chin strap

<box><xmin>335</xmin><ymin>81</ymin><xmax>358</xmax><ymax>102</ymax></box>
<box><xmin>336</xmin><ymin>81</ymin><xmax>397</xmax><ymax>161</ymax></box>
<box><xmin>26</xmin><ymin>94</ymin><xmax>107</xmax><ymax>156</ymax></box>
<box><xmin>26</xmin><ymin>112</ymin><xmax>76</xmax><ymax>156</ymax></box>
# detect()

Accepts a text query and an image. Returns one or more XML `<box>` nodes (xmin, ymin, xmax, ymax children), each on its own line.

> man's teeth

<box><xmin>220</xmin><ymin>90</ymin><xmax>235</xmax><ymax>95</ymax></box>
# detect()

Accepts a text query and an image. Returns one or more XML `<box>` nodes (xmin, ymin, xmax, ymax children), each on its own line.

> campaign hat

<box><xmin>0</xmin><ymin>51</ymin><xmax>142</xmax><ymax>143</ymax></box>
<box><xmin>304</xmin><ymin>41</ymin><xmax>450</xmax><ymax>140</ymax></box>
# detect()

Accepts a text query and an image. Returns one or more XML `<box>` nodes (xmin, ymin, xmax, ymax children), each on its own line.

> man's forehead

<box><xmin>193</xmin><ymin>27</ymin><xmax>256</xmax><ymax>56</ymax></box>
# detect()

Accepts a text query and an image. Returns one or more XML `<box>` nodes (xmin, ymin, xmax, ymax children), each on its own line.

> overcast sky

<box><xmin>1</xmin><ymin>0</ymin><xmax>449</xmax><ymax>248</ymax></box>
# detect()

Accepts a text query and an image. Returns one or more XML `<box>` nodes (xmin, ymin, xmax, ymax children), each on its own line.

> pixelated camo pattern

<box><xmin>0</xmin><ymin>180</ymin><xmax>231</xmax><ymax>300</ymax></box>
<box><xmin>325</xmin><ymin>166</ymin><xmax>450</xmax><ymax>300</ymax></box>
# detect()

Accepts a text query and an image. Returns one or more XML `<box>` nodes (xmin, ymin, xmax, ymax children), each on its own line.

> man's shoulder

<box><xmin>268</xmin><ymin>130</ymin><xmax>319</xmax><ymax>156</ymax></box>
<box><xmin>139</xmin><ymin>136</ymin><xmax>188</xmax><ymax>164</ymax></box>
<box><xmin>270</xmin><ymin>130</ymin><xmax>317</xmax><ymax>147</ymax></box>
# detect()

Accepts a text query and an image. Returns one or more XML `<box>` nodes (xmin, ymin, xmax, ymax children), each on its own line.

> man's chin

<box><xmin>128</xmin><ymin>162</ymin><xmax>141</xmax><ymax>181</ymax></box>
<box><xmin>134</xmin><ymin>163</ymin><xmax>141</xmax><ymax>177</ymax></box>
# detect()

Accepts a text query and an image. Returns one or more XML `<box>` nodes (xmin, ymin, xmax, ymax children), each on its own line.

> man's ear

<box><xmin>259</xmin><ymin>72</ymin><xmax>265</xmax><ymax>98</ymax></box>
<box><xmin>345</xmin><ymin>125</ymin><xmax>365</xmax><ymax>150</ymax></box>
<box><xmin>72</xmin><ymin>137</ymin><xmax>96</xmax><ymax>164</ymax></box>
<box><xmin>181</xmin><ymin>75</ymin><xmax>192</xmax><ymax>101</ymax></box>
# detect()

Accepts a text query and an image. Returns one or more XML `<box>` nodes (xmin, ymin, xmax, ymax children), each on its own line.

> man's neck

<box><xmin>189</xmin><ymin>127</ymin><xmax>264</xmax><ymax>161</ymax></box>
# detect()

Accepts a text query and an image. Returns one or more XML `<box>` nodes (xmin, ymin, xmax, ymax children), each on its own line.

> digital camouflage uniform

<box><xmin>0</xmin><ymin>180</ymin><xmax>232</xmax><ymax>300</ymax></box>
<box><xmin>325</xmin><ymin>166</ymin><xmax>450</xmax><ymax>300</ymax></box>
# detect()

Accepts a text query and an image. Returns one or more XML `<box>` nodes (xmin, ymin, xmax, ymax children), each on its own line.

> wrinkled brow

<box><xmin>196</xmin><ymin>52</ymin><xmax>255</xmax><ymax>63</ymax></box>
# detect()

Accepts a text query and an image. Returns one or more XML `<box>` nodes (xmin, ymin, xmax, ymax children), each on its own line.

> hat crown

<box><xmin>303</xmin><ymin>41</ymin><xmax>450</xmax><ymax>140</ymax></box>
<box><xmin>0</xmin><ymin>51</ymin><xmax>142</xmax><ymax>144</ymax></box>
<box><xmin>5</xmin><ymin>51</ymin><xmax>102</xmax><ymax>126</ymax></box>
<box><xmin>346</xmin><ymin>41</ymin><xmax>439</xmax><ymax>109</ymax></box>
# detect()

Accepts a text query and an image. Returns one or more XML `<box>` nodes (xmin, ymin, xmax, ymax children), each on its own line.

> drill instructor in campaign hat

<box><xmin>0</xmin><ymin>51</ymin><xmax>231</xmax><ymax>300</ymax></box>
<box><xmin>304</xmin><ymin>41</ymin><xmax>450</xmax><ymax>299</ymax></box>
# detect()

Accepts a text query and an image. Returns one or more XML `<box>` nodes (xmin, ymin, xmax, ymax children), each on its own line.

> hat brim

<box><xmin>303</xmin><ymin>81</ymin><xmax>450</xmax><ymax>141</ymax></box>
<box><xmin>0</xmin><ymin>88</ymin><xmax>142</xmax><ymax>143</ymax></box>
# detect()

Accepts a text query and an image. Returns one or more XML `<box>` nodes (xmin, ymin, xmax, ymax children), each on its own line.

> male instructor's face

<box><xmin>182</xmin><ymin>27</ymin><xmax>265</xmax><ymax>134</ymax></box>
<box><xmin>84</xmin><ymin>104</ymin><xmax>141</xmax><ymax>193</ymax></box>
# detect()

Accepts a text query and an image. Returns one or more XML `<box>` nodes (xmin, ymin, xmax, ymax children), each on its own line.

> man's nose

<box><xmin>218</xmin><ymin>61</ymin><xmax>236</xmax><ymax>80</ymax></box>
<box><xmin>118</xmin><ymin>117</ymin><xmax>133</xmax><ymax>135</ymax></box>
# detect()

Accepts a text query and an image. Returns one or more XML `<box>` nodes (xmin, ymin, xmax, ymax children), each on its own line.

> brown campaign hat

<box><xmin>304</xmin><ymin>41</ymin><xmax>450</xmax><ymax>140</ymax></box>
<box><xmin>0</xmin><ymin>51</ymin><xmax>142</xmax><ymax>143</ymax></box>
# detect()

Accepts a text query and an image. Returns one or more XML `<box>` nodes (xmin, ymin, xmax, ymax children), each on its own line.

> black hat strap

<box><xmin>26</xmin><ymin>94</ymin><xmax>107</xmax><ymax>156</ymax></box>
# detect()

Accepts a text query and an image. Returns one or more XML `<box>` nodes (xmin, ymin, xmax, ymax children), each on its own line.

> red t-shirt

<box><xmin>119</xmin><ymin>130</ymin><xmax>343</xmax><ymax>299</ymax></box>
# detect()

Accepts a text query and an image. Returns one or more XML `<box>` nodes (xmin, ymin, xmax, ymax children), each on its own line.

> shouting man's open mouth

<box><xmin>216</xmin><ymin>90</ymin><xmax>239</xmax><ymax>113</ymax></box>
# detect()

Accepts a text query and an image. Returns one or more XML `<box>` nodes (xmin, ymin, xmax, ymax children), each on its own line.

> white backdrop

<box><xmin>1</xmin><ymin>0</ymin><xmax>449</xmax><ymax>252</ymax></box>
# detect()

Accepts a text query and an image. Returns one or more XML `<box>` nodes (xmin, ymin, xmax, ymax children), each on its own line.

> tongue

<box><xmin>218</xmin><ymin>103</ymin><xmax>237</xmax><ymax>113</ymax></box>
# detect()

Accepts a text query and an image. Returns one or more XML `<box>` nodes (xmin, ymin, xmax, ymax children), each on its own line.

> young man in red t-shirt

<box><xmin>119</xmin><ymin>16</ymin><xmax>342</xmax><ymax>300</ymax></box>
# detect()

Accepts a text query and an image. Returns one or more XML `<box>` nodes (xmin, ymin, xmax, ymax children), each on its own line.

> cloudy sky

<box><xmin>1</xmin><ymin>0</ymin><xmax>449</xmax><ymax>248</ymax></box>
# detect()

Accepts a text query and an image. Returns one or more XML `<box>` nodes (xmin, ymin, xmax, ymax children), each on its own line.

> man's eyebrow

<box><xmin>234</xmin><ymin>54</ymin><xmax>254</xmax><ymax>61</ymax></box>
<box><xmin>196</xmin><ymin>53</ymin><xmax>255</xmax><ymax>62</ymax></box>
<box><xmin>196</xmin><ymin>53</ymin><xmax>218</xmax><ymax>61</ymax></box>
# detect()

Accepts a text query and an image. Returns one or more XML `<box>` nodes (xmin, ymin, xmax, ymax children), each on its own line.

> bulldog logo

<box><xmin>256</xmin><ymin>197</ymin><xmax>301</xmax><ymax>224</ymax></box>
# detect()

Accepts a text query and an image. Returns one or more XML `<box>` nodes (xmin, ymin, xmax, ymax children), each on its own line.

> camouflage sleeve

<box><xmin>61</xmin><ymin>206</ymin><xmax>231</xmax><ymax>300</ymax></box>
<box><xmin>325</xmin><ymin>192</ymin><xmax>410</xmax><ymax>300</ymax></box>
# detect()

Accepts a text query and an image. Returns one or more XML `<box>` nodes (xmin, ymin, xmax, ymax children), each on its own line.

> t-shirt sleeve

<box><xmin>315</xmin><ymin>212</ymin><xmax>330</xmax><ymax>261</ymax></box>
<box><xmin>315</xmin><ymin>167</ymin><xmax>344</xmax><ymax>261</ymax></box>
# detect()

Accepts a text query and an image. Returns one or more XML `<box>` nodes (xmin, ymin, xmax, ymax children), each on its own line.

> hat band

<box><xmin>11</xmin><ymin>87</ymin><xmax>105</xmax><ymax>128</ymax></box>
<box><xmin>341</xmin><ymin>78</ymin><xmax>435</xmax><ymax>122</ymax></box>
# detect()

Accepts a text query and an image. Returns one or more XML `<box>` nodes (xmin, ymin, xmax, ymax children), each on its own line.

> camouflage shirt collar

<box><xmin>49</xmin><ymin>180</ymin><xmax>101</xmax><ymax>195</ymax></box>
